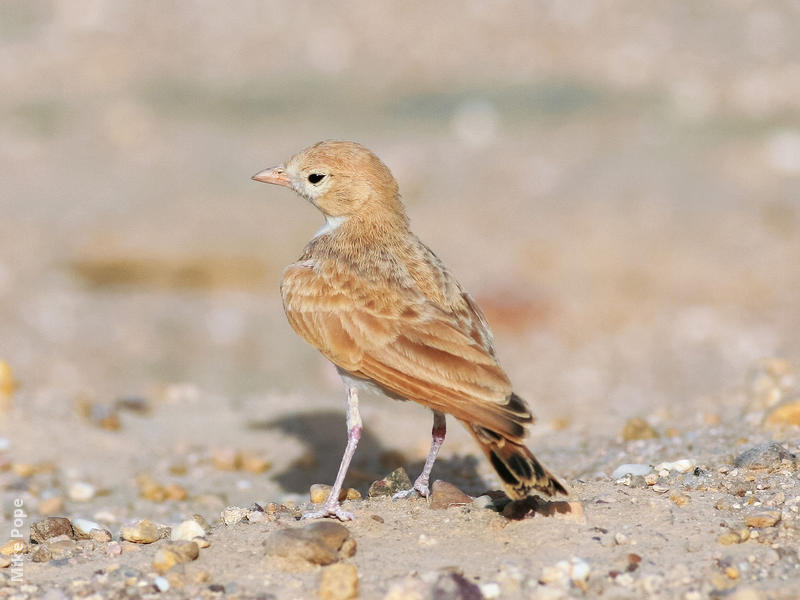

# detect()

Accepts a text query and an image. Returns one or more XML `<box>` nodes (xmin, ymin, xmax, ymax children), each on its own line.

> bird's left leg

<box><xmin>303</xmin><ymin>385</ymin><xmax>361</xmax><ymax>521</ymax></box>
<box><xmin>393</xmin><ymin>410</ymin><xmax>446</xmax><ymax>499</ymax></box>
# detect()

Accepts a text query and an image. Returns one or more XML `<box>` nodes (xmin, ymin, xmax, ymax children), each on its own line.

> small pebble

<box><xmin>72</xmin><ymin>518</ymin><xmax>103</xmax><ymax>539</ymax></box>
<box><xmin>319</xmin><ymin>563</ymin><xmax>359</xmax><ymax>600</ymax></box>
<box><xmin>241</xmin><ymin>452</ymin><xmax>272</xmax><ymax>474</ymax></box>
<box><xmin>540</xmin><ymin>557</ymin><xmax>590</xmax><ymax>591</ymax></box>
<box><xmin>368</xmin><ymin>467</ymin><xmax>412</xmax><ymax>497</ymax></box>
<box><xmin>164</xmin><ymin>483</ymin><xmax>188</xmax><ymax>501</ymax></box>
<box><xmin>221</xmin><ymin>506</ymin><xmax>248</xmax><ymax>526</ymax></box>
<box><xmin>0</xmin><ymin>360</ymin><xmax>17</xmax><ymax>400</ymax></box>
<box><xmin>106</xmin><ymin>541</ymin><xmax>122</xmax><ymax>557</ymax></box>
<box><xmin>655</xmin><ymin>459</ymin><xmax>695</xmax><ymax>473</ymax></box>
<box><xmin>263</xmin><ymin>521</ymin><xmax>356</xmax><ymax>566</ymax></box>
<box><xmin>309</xmin><ymin>484</ymin><xmax>361</xmax><ymax>504</ymax></box>
<box><xmin>417</xmin><ymin>534</ymin><xmax>437</xmax><ymax>547</ymax></box>
<box><xmin>717</xmin><ymin>528</ymin><xmax>749</xmax><ymax>545</ymax></box>
<box><xmin>120</xmin><ymin>519</ymin><xmax>160</xmax><ymax>544</ymax></box>
<box><xmin>68</xmin><ymin>482</ymin><xmax>97</xmax><ymax>502</ymax></box>
<box><xmin>152</xmin><ymin>541</ymin><xmax>199</xmax><ymax>574</ymax></box>
<box><xmin>473</xmin><ymin>495</ymin><xmax>493</xmax><ymax>509</ymax></box>
<box><xmin>764</xmin><ymin>399</ymin><xmax>800</xmax><ymax>427</ymax></box>
<box><xmin>170</xmin><ymin>520</ymin><xmax>206</xmax><ymax>542</ymax></box>
<box><xmin>611</xmin><ymin>464</ymin><xmax>652</xmax><ymax>479</ymax></box>
<box><xmin>428</xmin><ymin>480</ymin><xmax>472</xmax><ymax>509</ymax></box>
<box><xmin>670</xmin><ymin>491</ymin><xmax>690</xmax><ymax>507</ymax></box>
<box><xmin>734</xmin><ymin>442</ymin><xmax>796</xmax><ymax>470</ymax></box>
<box><xmin>644</xmin><ymin>473</ymin><xmax>658</xmax><ymax>486</ymax></box>
<box><xmin>137</xmin><ymin>473</ymin><xmax>167</xmax><ymax>502</ymax></box>
<box><xmin>30</xmin><ymin>517</ymin><xmax>74</xmax><ymax>544</ymax></box>
<box><xmin>248</xmin><ymin>511</ymin><xmax>268</xmax><ymax>524</ymax></box>
<box><xmin>0</xmin><ymin>538</ymin><xmax>26</xmax><ymax>555</ymax></box>
<box><xmin>212</xmin><ymin>448</ymin><xmax>242</xmax><ymax>471</ymax></box>
<box><xmin>31</xmin><ymin>545</ymin><xmax>51</xmax><ymax>562</ymax></box>
<box><xmin>153</xmin><ymin>576</ymin><xmax>170</xmax><ymax>592</ymax></box>
<box><xmin>651</xmin><ymin>484</ymin><xmax>669</xmax><ymax>494</ymax></box>
<box><xmin>90</xmin><ymin>528</ymin><xmax>113</xmax><ymax>542</ymax></box>
<box><xmin>37</xmin><ymin>497</ymin><xmax>64</xmax><ymax>516</ymax></box>
<box><xmin>48</xmin><ymin>538</ymin><xmax>76</xmax><ymax>560</ymax></box>
<box><xmin>744</xmin><ymin>510</ymin><xmax>781</xmax><ymax>528</ymax></box>
<box><xmin>621</xmin><ymin>418</ymin><xmax>659</xmax><ymax>441</ymax></box>
<box><xmin>479</xmin><ymin>582</ymin><xmax>501</xmax><ymax>599</ymax></box>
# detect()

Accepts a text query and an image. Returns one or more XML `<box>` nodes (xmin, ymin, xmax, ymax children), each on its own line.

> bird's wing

<box><xmin>281</xmin><ymin>261</ymin><xmax>531</xmax><ymax>439</ymax></box>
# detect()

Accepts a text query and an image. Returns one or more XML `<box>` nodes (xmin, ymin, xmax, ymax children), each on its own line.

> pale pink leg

<box><xmin>303</xmin><ymin>386</ymin><xmax>361</xmax><ymax>521</ymax></box>
<box><xmin>393</xmin><ymin>410</ymin><xmax>446</xmax><ymax>499</ymax></box>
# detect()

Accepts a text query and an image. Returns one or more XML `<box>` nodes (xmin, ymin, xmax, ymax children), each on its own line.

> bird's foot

<box><xmin>392</xmin><ymin>480</ymin><xmax>430</xmax><ymax>500</ymax></box>
<box><xmin>301</xmin><ymin>503</ymin><xmax>354</xmax><ymax>521</ymax></box>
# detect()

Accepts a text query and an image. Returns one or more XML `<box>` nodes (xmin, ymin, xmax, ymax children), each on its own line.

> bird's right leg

<box><xmin>393</xmin><ymin>410</ymin><xmax>446</xmax><ymax>499</ymax></box>
<box><xmin>303</xmin><ymin>385</ymin><xmax>361</xmax><ymax>521</ymax></box>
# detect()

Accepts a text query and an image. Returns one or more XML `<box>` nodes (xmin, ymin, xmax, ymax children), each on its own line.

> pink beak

<box><xmin>252</xmin><ymin>166</ymin><xmax>292</xmax><ymax>188</ymax></box>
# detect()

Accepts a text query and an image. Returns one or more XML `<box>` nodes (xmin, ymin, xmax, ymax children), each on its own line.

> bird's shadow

<box><xmin>248</xmin><ymin>410</ymin><xmax>489</xmax><ymax>495</ymax></box>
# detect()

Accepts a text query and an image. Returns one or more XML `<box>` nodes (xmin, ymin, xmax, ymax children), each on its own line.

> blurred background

<box><xmin>0</xmin><ymin>1</ymin><xmax>799</xmax><ymax>505</ymax></box>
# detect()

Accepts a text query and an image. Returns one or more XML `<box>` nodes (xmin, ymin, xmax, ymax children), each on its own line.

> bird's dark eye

<box><xmin>307</xmin><ymin>173</ymin><xmax>326</xmax><ymax>184</ymax></box>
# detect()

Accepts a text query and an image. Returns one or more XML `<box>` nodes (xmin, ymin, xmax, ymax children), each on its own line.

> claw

<box><xmin>392</xmin><ymin>481</ymin><xmax>431</xmax><ymax>500</ymax></box>
<box><xmin>302</xmin><ymin>504</ymin><xmax>355</xmax><ymax>521</ymax></box>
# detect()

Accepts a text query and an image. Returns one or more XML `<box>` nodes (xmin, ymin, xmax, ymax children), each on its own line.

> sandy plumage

<box><xmin>253</xmin><ymin>141</ymin><xmax>565</xmax><ymax>519</ymax></box>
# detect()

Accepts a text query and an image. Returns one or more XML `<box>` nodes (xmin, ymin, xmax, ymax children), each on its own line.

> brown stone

<box><xmin>48</xmin><ymin>538</ymin><xmax>77</xmax><ymax>560</ymax></box>
<box><xmin>164</xmin><ymin>483</ymin><xmax>188</xmax><ymax>501</ymax></box>
<box><xmin>152</xmin><ymin>541</ymin><xmax>199</xmax><ymax>574</ymax></box>
<box><xmin>368</xmin><ymin>467</ymin><xmax>411</xmax><ymax>497</ymax></box>
<box><xmin>30</xmin><ymin>517</ymin><xmax>74</xmax><ymax>544</ymax></box>
<box><xmin>319</xmin><ymin>563</ymin><xmax>359</xmax><ymax>600</ymax></box>
<box><xmin>137</xmin><ymin>473</ymin><xmax>167</xmax><ymax>502</ymax></box>
<box><xmin>31</xmin><ymin>545</ymin><xmax>51</xmax><ymax>562</ymax></box>
<box><xmin>0</xmin><ymin>539</ymin><xmax>27</xmax><ymax>555</ymax></box>
<box><xmin>744</xmin><ymin>510</ymin><xmax>781</xmax><ymax>528</ymax></box>
<box><xmin>621</xmin><ymin>418</ymin><xmax>659</xmax><ymax>441</ymax></box>
<box><xmin>764</xmin><ymin>399</ymin><xmax>800</xmax><ymax>428</ymax></box>
<box><xmin>670</xmin><ymin>491</ymin><xmax>690</xmax><ymax>507</ymax></box>
<box><xmin>264</xmin><ymin>521</ymin><xmax>356</xmax><ymax>566</ymax></box>
<box><xmin>120</xmin><ymin>519</ymin><xmax>160</xmax><ymax>544</ymax></box>
<box><xmin>428</xmin><ymin>480</ymin><xmax>473</xmax><ymax>509</ymax></box>
<box><xmin>37</xmin><ymin>497</ymin><xmax>64</xmax><ymax>516</ymax></box>
<box><xmin>734</xmin><ymin>442</ymin><xmax>796</xmax><ymax>470</ymax></box>
<box><xmin>241</xmin><ymin>452</ymin><xmax>272</xmax><ymax>474</ymax></box>
<box><xmin>212</xmin><ymin>448</ymin><xmax>242</xmax><ymax>471</ymax></box>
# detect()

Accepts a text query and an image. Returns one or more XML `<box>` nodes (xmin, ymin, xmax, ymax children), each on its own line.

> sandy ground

<box><xmin>1</xmin><ymin>2</ymin><xmax>800</xmax><ymax>598</ymax></box>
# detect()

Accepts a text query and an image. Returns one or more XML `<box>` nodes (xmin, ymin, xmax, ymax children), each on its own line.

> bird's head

<box><xmin>252</xmin><ymin>141</ymin><xmax>405</xmax><ymax>226</ymax></box>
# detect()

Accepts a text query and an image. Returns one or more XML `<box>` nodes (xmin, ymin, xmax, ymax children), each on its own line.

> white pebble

<box><xmin>615</xmin><ymin>573</ymin><xmax>634</xmax><ymax>587</ymax></box>
<box><xmin>472</xmin><ymin>495</ymin><xmax>493</xmax><ymax>509</ymax></box>
<box><xmin>542</xmin><ymin>557</ymin><xmax>590</xmax><ymax>588</ymax></box>
<box><xmin>72</xmin><ymin>518</ymin><xmax>102</xmax><ymax>537</ymax></box>
<box><xmin>247</xmin><ymin>511</ymin><xmax>267</xmax><ymax>524</ymax></box>
<box><xmin>93</xmin><ymin>510</ymin><xmax>117</xmax><ymax>523</ymax></box>
<box><xmin>170</xmin><ymin>519</ymin><xmax>206</xmax><ymax>541</ymax></box>
<box><xmin>655</xmin><ymin>459</ymin><xmax>695</xmax><ymax>473</ymax></box>
<box><xmin>611</xmin><ymin>464</ymin><xmax>652</xmax><ymax>479</ymax></box>
<box><xmin>479</xmin><ymin>582</ymin><xmax>501</xmax><ymax>599</ymax></box>
<box><xmin>153</xmin><ymin>576</ymin><xmax>170</xmax><ymax>592</ymax></box>
<box><xmin>568</xmin><ymin>557</ymin><xmax>591</xmax><ymax>583</ymax></box>
<box><xmin>417</xmin><ymin>534</ymin><xmax>438</xmax><ymax>547</ymax></box>
<box><xmin>68</xmin><ymin>482</ymin><xmax>96</xmax><ymax>502</ymax></box>
<box><xmin>220</xmin><ymin>506</ymin><xmax>248</xmax><ymax>526</ymax></box>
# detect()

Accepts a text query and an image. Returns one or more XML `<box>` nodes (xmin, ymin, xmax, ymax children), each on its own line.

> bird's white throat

<box><xmin>314</xmin><ymin>215</ymin><xmax>348</xmax><ymax>238</ymax></box>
